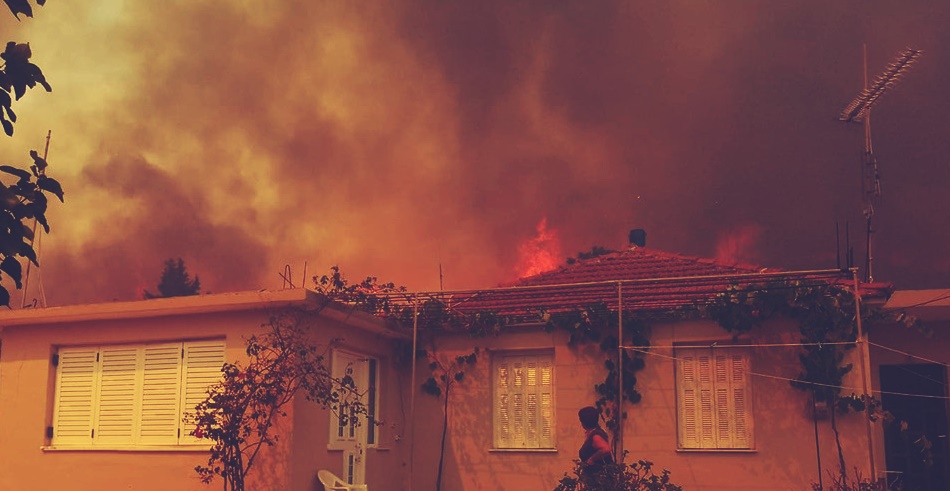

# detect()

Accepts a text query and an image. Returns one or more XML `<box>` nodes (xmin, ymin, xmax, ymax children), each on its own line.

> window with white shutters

<box><xmin>492</xmin><ymin>352</ymin><xmax>555</xmax><ymax>449</ymax></box>
<box><xmin>50</xmin><ymin>340</ymin><xmax>225</xmax><ymax>448</ymax></box>
<box><xmin>675</xmin><ymin>346</ymin><xmax>753</xmax><ymax>450</ymax></box>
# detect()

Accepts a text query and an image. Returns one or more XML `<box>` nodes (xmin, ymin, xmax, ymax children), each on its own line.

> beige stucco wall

<box><xmin>408</xmin><ymin>318</ymin><xmax>875</xmax><ymax>491</ymax></box>
<box><xmin>0</xmin><ymin>293</ymin><xmax>409</xmax><ymax>491</ymax></box>
<box><xmin>289</xmin><ymin>314</ymin><xmax>411</xmax><ymax>491</ymax></box>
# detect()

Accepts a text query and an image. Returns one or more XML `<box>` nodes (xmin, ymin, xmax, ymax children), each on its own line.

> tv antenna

<box><xmin>837</xmin><ymin>46</ymin><xmax>921</xmax><ymax>282</ymax></box>
<box><xmin>20</xmin><ymin>130</ymin><xmax>52</xmax><ymax>308</ymax></box>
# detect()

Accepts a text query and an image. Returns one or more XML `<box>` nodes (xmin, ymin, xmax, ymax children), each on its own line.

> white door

<box><xmin>331</xmin><ymin>350</ymin><xmax>377</xmax><ymax>487</ymax></box>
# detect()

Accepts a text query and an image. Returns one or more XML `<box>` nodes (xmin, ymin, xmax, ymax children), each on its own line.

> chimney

<box><xmin>629</xmin><ymin>229</ymin><xmax>646</xmax><ymax>247</ymax></box>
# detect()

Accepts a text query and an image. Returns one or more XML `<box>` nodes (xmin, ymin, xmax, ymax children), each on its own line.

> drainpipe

<box><xmin>852</xmin><ymin>269</ymin><xmax>877</xmax><ymax>481</ymax></box>
<box><xmin>616</xmin><ymin>282</ymin><xmax>624</xmax><ymax>461</ymax></box>
<box><xmin>408</xmin><ymin>297</ymin><xmax>418</xmax><ymax>491</ymax></box>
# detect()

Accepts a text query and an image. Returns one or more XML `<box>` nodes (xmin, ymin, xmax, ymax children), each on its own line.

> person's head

<box><xmin>578</xmin><ymin>406</ymin><xmax>601</xmax><ymax>430</ymax></box>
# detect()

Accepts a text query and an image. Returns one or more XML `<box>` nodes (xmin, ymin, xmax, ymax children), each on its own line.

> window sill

<box><xmin>489</xmin><ymin>447</ymin><xmax>558</xmax><ymax>453</ymax></box>
<box><xmin>675</xmin><ymin>448</ymin><xmax>757</xmax><ymax>454</ymax></box>
<box><xmin>42</xmin><ymin>445</ymin><xmax>212</xmax><ymax>452</ymax></box>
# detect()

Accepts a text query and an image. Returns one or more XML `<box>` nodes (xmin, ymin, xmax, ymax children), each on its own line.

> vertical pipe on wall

<box><xmin>408</xmin><ymin>296</ymin><xmax>419</xmax><ymax>491</ymax></box>
<box><xmin>616</xmin><ymin>281</ymin><xmax>624</xmax><ymax>461</ymax></box>
<box><xmin>851</xmin><ymin>269</ymin><xmax>877</xmax><ymax>481</ymax></box>
<box><xmin>813</xmin><ymin>388</ymin><xmax>824</xmax><ymax>490</ymax></box>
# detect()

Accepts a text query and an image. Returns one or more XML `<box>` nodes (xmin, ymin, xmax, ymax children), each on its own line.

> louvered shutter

<box><xmin>525</xmin><ymin>358</ymin><xmax>540</xmax><ymax>447</ymax></box>
<box><xmin>677</xmin><ymin>353</ymin><xmax>701</xmax><ymax>448</ymax></box>
<box><xmin>677</xmin><ymin>347</ymin><xmax>754</xmax><ymax>450</ymax></box>
<box><xmin>179</xmin><ymin>341</ymin><xmax>225</xmax><ymax>444</ymax></box>
<box><xmin>493</xmin><ymin>353</ymin><xmax>555</xmax><ymax>449</ymax></box>
<box><xmin>538</xmin><ymin>356</ymin><xmax>555</xmax><ymax>448</ymax></box>
<box><xmin>52</xmin><ymin>348</ymin><xmax>99</xmax><ymax>445</ymax></box>
<box><xmin>94</xmin><ymin>346</ymin><xmax>141</xmax><ymax>444</ymax></box>
<box><xmin>730</xmin><ymin>353</ymin><xmax>752</xmax><ymax>448</ymax></box>
<box><xmin>139</xmin><ymin>343</ymin><xmax>182</xmax><ymax>444</ymax></box>
<box><xmin>512</xmin><ymin>357</ymin><xmax>525</xmax><ymax>447</ymax></box>
<box><xmin>697</xmin><ymin>354</ymin><xmax>715</xmax><ymax>448</ymax></box>
<box><xmin>494</xmin><ymin>358</ymin><xmax>511</xmax><ymax>448</ymax></box>
<box><xmin>714</xmin><ymin>355</ymin><xmax>733</xmax><ymax>448</ymax></box>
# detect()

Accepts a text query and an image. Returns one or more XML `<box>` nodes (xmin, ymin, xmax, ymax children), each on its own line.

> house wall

<box><xmin>408</xmin><ymin>318</ymin><xmax>875</xmax><ymax>491</ymax></box>
<box><xmin>288</xmin><ymin>313</ymin><xmax>411</xmax><ymax>491</ymax></box>
<box><xmin>0</xmin><ymin>302</ymin><xmax>408</xmax><ymax>491</ymax></box>
<box><xmin>0</xmin><ymin>309</ymin><xmax>266</xmax><ymax>491</ymax></box>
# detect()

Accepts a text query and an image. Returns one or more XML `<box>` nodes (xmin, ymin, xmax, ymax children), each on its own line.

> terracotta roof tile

<box><xmin>440</xmin><ymin>247</ymin><xmax>875</xmax><ymax>318</ymax></box>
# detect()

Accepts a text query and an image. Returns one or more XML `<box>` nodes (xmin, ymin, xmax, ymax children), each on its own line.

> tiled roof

<box><xmin>439</xmin><ymin>247</ymin><xmax>878</xmax><ymax>318</ymax></box>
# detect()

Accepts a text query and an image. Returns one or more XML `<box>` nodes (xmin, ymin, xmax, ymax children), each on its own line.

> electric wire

<box><xmin>626</xmin><ymin>347</ymin><xmax>950</xmax><ymax>401</ymax></box>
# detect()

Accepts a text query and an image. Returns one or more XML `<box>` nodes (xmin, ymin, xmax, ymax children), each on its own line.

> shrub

<box><xmin>554</xmin><ymin>459</ymin><xmax>683</xmax><ymax>491</ymax></box>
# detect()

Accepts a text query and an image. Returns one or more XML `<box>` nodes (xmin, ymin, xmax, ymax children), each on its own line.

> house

<box><xmin>0</xmin><ymin>289</ymin><xmax>410</xmax><ymax>491</ymax></box>
<box><xmin>400</xmin><ymin>245</ymin><xmax>901</xmax><ymax>490</ymax></box>
<box><xmin>1</xmin><ymin>248</ymin><xmax>945</xmax><ymax>491</ymax></box>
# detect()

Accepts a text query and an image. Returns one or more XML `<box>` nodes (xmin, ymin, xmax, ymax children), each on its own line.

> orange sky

<box><xmin>1</xmin><ymin>1</ymin><xmax>948</xmax><ymax>305</ymax></box>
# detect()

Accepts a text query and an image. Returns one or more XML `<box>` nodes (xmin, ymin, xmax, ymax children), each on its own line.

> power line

<box><xmin>627</xmin><ymin>347</ymin><xmax>950</xmax><ymax>401</ymax></box>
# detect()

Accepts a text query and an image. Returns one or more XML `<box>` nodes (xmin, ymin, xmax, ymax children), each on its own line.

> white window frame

<box><xmin>492</xmin><ymin>351</ymin><xmax>555</xmax><ymax>450</ymax></box>
<box><xmin>327</xmin><ymin>349</ymin><xmax>380</xmax><ymax>450</ymax></box>
<box><xmin>675</xmin><ymin>346</ymin><xmax>754</xmax><ymax>450</ymax></box>
<box><xmin>50</xmin><ymin>339</ymin><xmax>225</xmax><ymax>448</ymax></box>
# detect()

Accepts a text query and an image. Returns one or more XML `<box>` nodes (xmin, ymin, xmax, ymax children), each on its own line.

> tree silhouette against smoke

<box><xmin>145</xmin><ymin>258</ymin><xmax>201</xmax><ymax>298</ymax></box>
<box><xmin>0</xmin><ymin>0</ymin><xmax>61</xmax><ymax>308</ymax></box>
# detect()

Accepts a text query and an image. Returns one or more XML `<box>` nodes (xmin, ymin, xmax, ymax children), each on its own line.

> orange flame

<box><xmin>516</xmin><ymin>217</ymin><xmax>563</xmax><ymax>278</ymax></box>
<box><xmin>715</xmin><ymin>224</ymin><xmax>762</xmax><ymax>266</ymax></box>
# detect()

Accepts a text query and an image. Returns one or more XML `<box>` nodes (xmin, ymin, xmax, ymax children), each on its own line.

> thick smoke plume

<box><xmin>1</xmin><ymin>1</ymin><xmax>948</xmax><ymax>305</ymax></box>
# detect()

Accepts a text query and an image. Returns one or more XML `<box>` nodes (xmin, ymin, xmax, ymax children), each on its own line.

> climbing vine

<box><xmin>705</xmin><ymin>279</ymin><xmax>886</xmax><ymax>480</ymax></box>
<box><xmin>541</xmin><ymin>304</ymin><xmax>650</xmax><ymax>440</ymax></box>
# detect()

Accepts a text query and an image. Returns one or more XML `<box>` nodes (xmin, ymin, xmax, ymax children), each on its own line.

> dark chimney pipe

<box><xmin>629</xmin><ymin>229</ymin><xmax>646</xmax><ymax>247</ymax></box>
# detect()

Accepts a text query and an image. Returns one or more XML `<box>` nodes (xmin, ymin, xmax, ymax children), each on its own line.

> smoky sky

<box><xmin>0</xmin><ymin>0</ymin><xmax>947</xmax><ymax>306</ymax></box>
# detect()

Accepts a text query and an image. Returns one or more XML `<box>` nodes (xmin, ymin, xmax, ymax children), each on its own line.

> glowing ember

<box><xmin>516</xmin><ymin>217</ymin><xmax>563</xmax><ymax>278</ymax></box>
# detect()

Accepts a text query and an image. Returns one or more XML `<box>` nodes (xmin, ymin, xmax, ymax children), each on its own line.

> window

<box><xmin>492</xmin><ymin>352</ymin><xmax>555</xmax><ymax>449</ymax></box>
<box><xmin>328</xmin><ymin>349</ymin><xmax>379</xmax><ymax>449</ymax></box>
<box><xmin>51</xmin><ymin>340</ymin><xmax>225</xmax><ymax>447</ymax></box>
<box><xmin>676</xmin><ymin>346</ymin><xmax>753</xmax><ymax>450</ymax></box>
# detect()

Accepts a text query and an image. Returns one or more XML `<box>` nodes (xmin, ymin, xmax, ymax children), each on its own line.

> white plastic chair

<box><xmin>318</xmin><ymin>470</ymin><xmax>364</xmax><ymax>491</ymax></box>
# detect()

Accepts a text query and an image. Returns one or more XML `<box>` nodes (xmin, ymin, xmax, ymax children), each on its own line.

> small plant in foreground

<box><xmin>554</xmin><ymin>459</ymin><xmax>682</xmax><ymax>491</ymax></box>
<box><xmin>811</xmin><ymin>467</ymin><xmax>899</xmax><ymax>491</ymax></box>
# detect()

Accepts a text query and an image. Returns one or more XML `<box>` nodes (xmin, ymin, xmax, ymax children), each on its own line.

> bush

<box><xmin>811</xmin><ymin>468</ymin><xmax>899</xmax><ymax>491</ymax></box>
<box><xmin>554</xmin><ymin>459</ymin><xmax>683</xmax><ymax>491</ymax></box>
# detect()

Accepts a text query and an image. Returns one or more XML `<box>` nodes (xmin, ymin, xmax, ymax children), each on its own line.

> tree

<box><xmin>145</xmin><ymin>258</ymin><xmax>201</xmax><ymax>298</ymax></box>
<box><xmin>190</xmin><ymin>311</ymin><xmax>368</xmax><ymax>491</ymax></box>
<box><xmin>0</xmin><ymin>0</ymin><xmax>61</xmax><ymax>308</ymax></box>
<box><xmin>420</xmin><ymin>348</ymin><xmax>478</xmax><ymax>491</ymax></box>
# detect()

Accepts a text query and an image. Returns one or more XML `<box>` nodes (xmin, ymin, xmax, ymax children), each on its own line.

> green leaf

<box><xmin>1</xmin><ymin>255</ymin><xmax>22</xmax><ymax>288</ymax></box>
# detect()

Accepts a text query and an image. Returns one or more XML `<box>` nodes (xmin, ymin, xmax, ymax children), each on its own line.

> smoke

<box><xmin>715</xmin><ymin>224</ymin><xmax>763</xmax><ymax>267</ymax></box>
<box><xmin>1</xmin><ymin>0</ymin><xmax>948</xmax><ymax>305</ymax></box>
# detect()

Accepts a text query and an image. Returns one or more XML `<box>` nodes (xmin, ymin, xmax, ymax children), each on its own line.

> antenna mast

<box><xmin>21</xmin><ymin>130</ymin><xmax>52</xmax><ymax>308</ymax></box>
<box><xmin>837</xmin><ymin>46</ymin><xmax>921</xmax><ymax>282</ymax></box>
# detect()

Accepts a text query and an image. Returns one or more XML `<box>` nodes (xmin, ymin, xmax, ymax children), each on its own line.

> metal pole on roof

<box><xmin>851</xmin><ymin>269</ymin><xmax>877</xmax><ymax>481</ymax></box>
<box><xmin>616</xmin><ymin>281</ymin><xmax>624</xmax><ymax>461</ymax></box>
<box><xmin>408</xmin><ymin>296</ymin><xmax>419</xmax><ymax>490</ymax></box>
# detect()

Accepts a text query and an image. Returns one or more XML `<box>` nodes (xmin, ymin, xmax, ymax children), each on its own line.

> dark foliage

<box><xmin>0</xmin><ymin>0</ymin><xmax>61</xmax><ymax>308</ymax></box>
<box><xmin>145</xmin><ymin>258</ymin><xmax>201</xmax><ymax>298</ymax></box>
<box><xmin>554</xmin><ymin>459</ymin><xmax>683</xmax><ymax>491</ymax></box>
